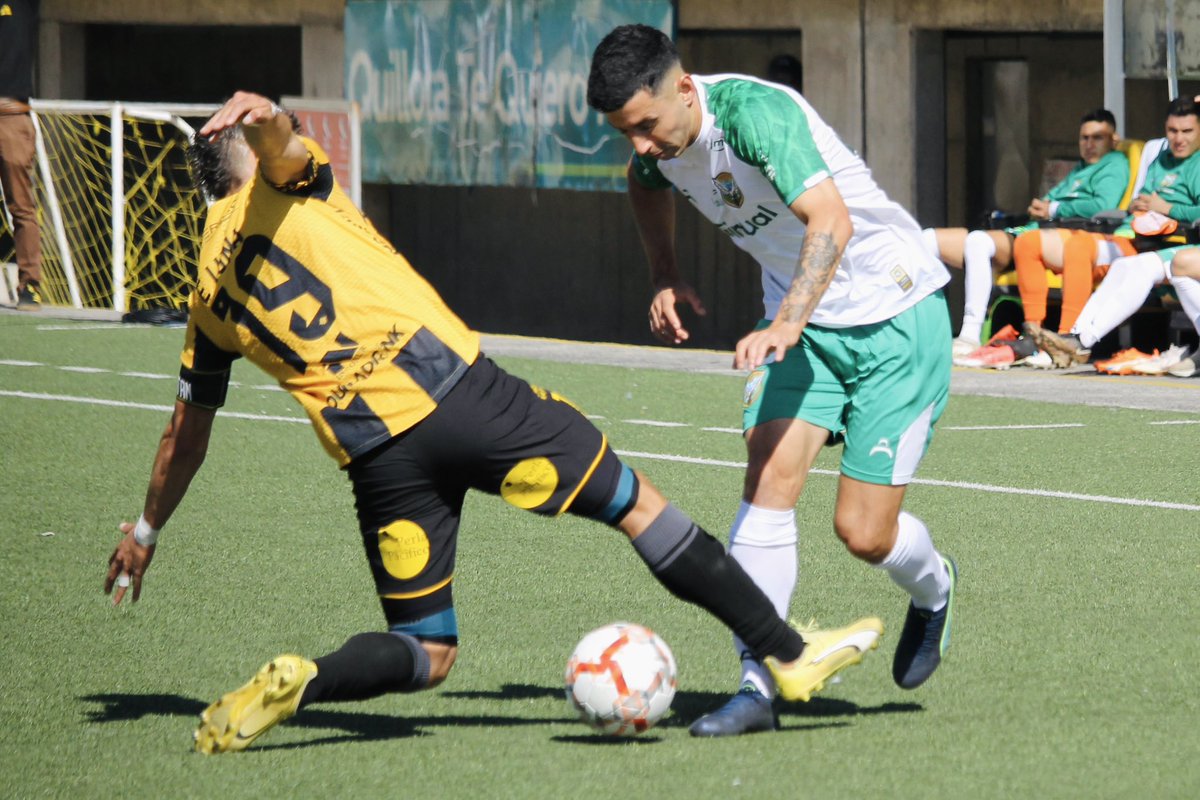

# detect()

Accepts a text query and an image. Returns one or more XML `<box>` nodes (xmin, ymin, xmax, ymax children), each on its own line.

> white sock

<box><xmin>1073</xmin><ymin>253</ymin><xmax>1166</xmax><ymax>348</ymax></box>
<box><xmin>960</xmin><ymin>230</ymin><xmax>997</xmax><ymax>343</ymax></box>
<box><xmin>1168</xmin><ymin>273</ymin><xmax>1200</xmax><ymax>337</ymax></box>
<box><xmin>876</xmin><ymin>511</ymin><xmax>949</xmax><ymax>612</ymax></box>
<box><xmin>728</xmin><ymin>501</ymin><xmax>798</xmax><ymax>696</ymax></box>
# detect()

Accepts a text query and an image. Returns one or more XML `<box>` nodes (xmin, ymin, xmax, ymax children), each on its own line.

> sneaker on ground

<box><xmin>688</xmin><ymin>684</ymin><xmax>778</xmax><ymax>737</ymax></box>
<box><xmin>956</xmin><ymin>335</ymin><xmax>1041</xmax><ymax>369</ymax></box>
<box><xmin>1130</xmin><ymin>344</ymin><xmax>1191</xmax><ymax>375</ymax></box>
<box><xmin>893</xmin><ymin>556</ymin><xmax>958</xmax><ymax>690</ymax></box>
<box><xmin>1167</xmin><ymin>352</ymin><xmax>1198</xmax><ymax>378</ymax></box>
<box><xmin>951</xmin><ymin>336</ymin><xmax>979</xmax><ymax>359</ymax></box>
<box><xmin>1021</xmin><ymin>320</ymin><xmax>1043</xmax><ymax>340</ymax></box>
<box><xmin>1036</xmin><ymin>330</ymin><xmax>1092</xmax><ymax>368</ymax></box>
<box><xmin>765</xmin><ymin>617</ymin><xmax>883</xmax><ymax>703</ymax></box>
<box><xmin>955</xmin><ymin>343</ymin><xmax>1021</xmax><ymax>369</ymax></box>
<box><xmin>1023</xmin><ymin>349</ymin><xmax>1054</xmax><ymax>369</ymax></box>
<box><xmin>1095</xmin><ymin>347</ymin><xmax>1157</xmax><ymax>375</ymax></box>
<box><xmin>16</xmin><ymin>284</ymin><xmax>41</xmax><ymax>310</ymax></box>
<box><xmin>985</xmin><ymin>324</ymin><xmax>1021</xmax><ymax>345</ymax></box>
<box><xmin>194</xmin><ymin>654</ymin><xmax>318</xmax><ymax>754</ymax></box>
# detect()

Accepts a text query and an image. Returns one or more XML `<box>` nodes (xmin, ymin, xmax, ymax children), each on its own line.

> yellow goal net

<box><xmin>0</xmin><ymin>102</ymin><xmax>215</xmax><ymax>316</ymax></box>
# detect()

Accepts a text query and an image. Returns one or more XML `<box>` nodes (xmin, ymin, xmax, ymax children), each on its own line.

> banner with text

<box><xmin>345</xmin><ymin>0</ymin><xmax>672</xmax><ymax>190</ymax></box>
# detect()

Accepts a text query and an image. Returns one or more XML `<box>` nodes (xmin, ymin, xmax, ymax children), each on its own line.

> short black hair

<box><xmin>1079</xmin><ymin>108</ymin><xmax>1117</xmax><ymax>128</ymax></box>
<box><xmin>587</xmin><ymin>24</ymin><xmax>680</xmax><ymax>113</ymax></box>
<box><xmin>1166</xmin><ymin>96</ymin><xmax>1200</xmax><ymax>120</ymax></box>
<box><xmin>186</xmin><ymin>105</ymin><xmax>303</xmax><ymax>199</ymax></box>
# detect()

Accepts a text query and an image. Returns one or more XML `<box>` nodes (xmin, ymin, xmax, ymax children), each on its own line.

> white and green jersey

<box><xmin>632</xmin><ymin>74</ymin><xmax>948</xmax><ymax>327</ymax></box>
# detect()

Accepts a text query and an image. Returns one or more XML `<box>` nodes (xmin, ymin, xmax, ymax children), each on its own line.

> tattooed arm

<box><xmin>734</xmin><ymin>178</ymin><xmax>853</xmax><ymax>369</ymax></box>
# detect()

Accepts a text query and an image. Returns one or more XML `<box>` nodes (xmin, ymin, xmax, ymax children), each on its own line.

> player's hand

<box><xmin>1128</xmin><ymin>194</ymin><xmax>1152</xmax><ymax>213</ymax></box>
<box><xmin>1027</xmin><ymin>198</ymin><xmax>1051</xmax><ymax>220</ymax></box>
<box><xmin>198</xmin><ymin>91</ymin><xmax>280</xmax><ymax>140</ymax></box>
<box><xmin>648</xmin><ymin>283</ymin><xmax>706</xmax><ymax>345</ymax></box>
<box><xmin>734</xmin><ymin>319</ymin><xmax>804</xmax><ymax>370</ymax></box>
<box><xmin>105</xmin><ymin>521</ymin><xmax>156</xmax><ymax>606</ymax></box>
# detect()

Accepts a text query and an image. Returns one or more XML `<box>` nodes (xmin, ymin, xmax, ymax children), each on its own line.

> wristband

<box><xmin>133</xmin><ymin>515</ymin><xmax>160</xmax><ymax>547</ymax></box>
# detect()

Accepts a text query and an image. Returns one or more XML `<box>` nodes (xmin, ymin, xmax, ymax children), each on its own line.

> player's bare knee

<box><xmin>833</xmin><ymin>513</ymin><xmax>893</xmax><ymax>563</ymax></box>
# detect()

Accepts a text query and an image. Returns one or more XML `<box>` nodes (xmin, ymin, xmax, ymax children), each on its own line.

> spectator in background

<box><xmin>925</xmin><ymin>109</ymin><xmax>1128</xmax><ymax>367</ymax></box>
<box><xmin>1034</xmin><ymin>97</ymin><xmax>1200</xmax><ymax>375</ymax></box>
<box><xmin>1012</xmin><ymin>109</ymin><xmax>1129</xmax><ymax>340</ymax></box>
<box><xmin>0</xmin><ymin>0</ymin><xmax>42</xmax><ymax>310</ymax></box>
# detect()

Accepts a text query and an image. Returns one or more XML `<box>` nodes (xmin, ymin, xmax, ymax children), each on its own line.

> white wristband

<box><xmin>133</xmin><ymin>515</ymin><xmax>160</xmax><ymax>547</ymax></box>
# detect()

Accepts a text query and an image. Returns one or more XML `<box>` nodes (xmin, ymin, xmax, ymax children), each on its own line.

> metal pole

<box><xmin>1103</xmin><ymin>0</ymin><xmax>1126</xmax><ymax>136</ymax></box>
<box><xmin>1166</xmin><ymin>0</ymin><xmax>1179</xmax><ymax>101</ymax></box>
<box><xmin>110</xmin><ymin>103</ymin><xmax>126</xmax><ymax>313</ymax></box>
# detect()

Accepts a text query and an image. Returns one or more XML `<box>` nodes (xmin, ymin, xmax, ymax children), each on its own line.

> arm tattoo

<box><xmin>776</xmin><ymin>231</ymin><xmax>839</xmax><ymax>325</ymax></box>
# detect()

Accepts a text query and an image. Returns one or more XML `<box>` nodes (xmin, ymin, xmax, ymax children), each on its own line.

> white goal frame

<box><xmin>21</xmin><ymin>98</ymin><xmax>361</xmax><ymax>313</ymax></box>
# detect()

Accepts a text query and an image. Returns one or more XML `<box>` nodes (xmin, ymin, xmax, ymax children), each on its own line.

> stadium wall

<box><xmin>30</xmin><ymin>1</ymin><xmax>1198</xmax><ymax>348</ymax></box>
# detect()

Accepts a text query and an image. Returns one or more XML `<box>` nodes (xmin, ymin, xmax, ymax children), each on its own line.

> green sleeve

<box><xmin>1054</xmin><ymin>152</ymin><xmax>1129</xmax><ymax>219</ymax></box>
<box><xmin>711</xmin><ymin>82</ymin><xmax>830</xmax><ymax>204</ymax></box>
<box><xmin>629</xmin><ymin>154</ymin><xmax>674</xmax><ymax>190</ymax></box>
<box><xmin>1167</xmin><ymin>156</ymin><xmax>1200</xmax><ymax>223</ymax></box>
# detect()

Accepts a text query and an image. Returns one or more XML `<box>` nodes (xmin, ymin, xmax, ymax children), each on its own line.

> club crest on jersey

<box><xmin>713</xmin><ymin>172</ymin><xmax>745</xmax><ymax>208</ymax></box>
<box><xmin>890</xmin><ymin>265</ymin><xmax>914</xmax><ymax>292</ymax></box>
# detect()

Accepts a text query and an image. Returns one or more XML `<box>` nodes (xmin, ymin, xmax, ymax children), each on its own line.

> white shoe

<box><xmin>1167</xmin><ymin>352</ymin><xmax>1198</xmax><ymax>377</ymax></box>
<box><xmin>1130</xmin><ymin>344</ymin><xmax>1191</xmax><ymax>375</ymax></box>
<box><xmin>952</xmin><ymin>336</ymin><xmax>978</xmax><ymax>359</ymax></box>
<box><xmin>1022</xmin><ymin>350</ymin><xmax>1054</xmax><ymax>369</ymax></box>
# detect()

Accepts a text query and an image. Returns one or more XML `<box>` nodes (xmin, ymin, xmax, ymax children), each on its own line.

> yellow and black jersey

<box><xmin>179</xmin><ymin>137</ymin><xmax>480</xmax><ymax>466</ymax></box>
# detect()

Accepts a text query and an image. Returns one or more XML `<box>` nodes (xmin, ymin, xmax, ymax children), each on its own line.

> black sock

<box><xmin>299</xmin><ymin>632</ymin><xmax>430</xmax><ymax>707</ymax></box>
<box><xmin>631</xmin><ymin>504</ymin><xmax>804</xmax><ymax>663</ymax></box>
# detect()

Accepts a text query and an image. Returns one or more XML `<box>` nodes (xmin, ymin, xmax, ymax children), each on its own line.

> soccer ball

<box><xmin>564</xmin><ymin>622</ymin><xmax>677</xmax><ymax>735</ymax></box>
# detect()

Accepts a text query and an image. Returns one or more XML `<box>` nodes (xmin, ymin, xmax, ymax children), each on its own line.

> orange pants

<box><xmin>1014</xmin><ymin>229</ymin><xmax>1135</xmax><ymax>333</ymax></box>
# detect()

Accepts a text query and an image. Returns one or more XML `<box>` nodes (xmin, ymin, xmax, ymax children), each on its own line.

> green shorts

<box><xmin>742</xmin><ymin>290</ymin><xmax>951</xmax><ymax>486</ymax></box>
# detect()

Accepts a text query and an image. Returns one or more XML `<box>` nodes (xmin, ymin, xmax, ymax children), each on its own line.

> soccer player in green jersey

<box><xmin>589</xmin><ymin>25</ymin><xmax>958</xmax><ymax>737</ymax></box>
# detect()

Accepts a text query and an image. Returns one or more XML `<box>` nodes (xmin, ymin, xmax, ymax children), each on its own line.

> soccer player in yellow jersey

<box><xmin>103</xmin><ymin>92</ymin><xmax>878</xmax><ymax>753</ymax></box>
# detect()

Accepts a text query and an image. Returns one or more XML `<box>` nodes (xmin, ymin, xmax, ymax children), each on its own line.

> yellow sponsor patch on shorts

<box><xmin>501</xmin><ymin>456</ymin><xmax>559</xmax><ymax>509</ymax></box>
<box><xmin>379</xmin><ymin>520</ymin><xmax>430</xmax><ymax>580</ymax></box>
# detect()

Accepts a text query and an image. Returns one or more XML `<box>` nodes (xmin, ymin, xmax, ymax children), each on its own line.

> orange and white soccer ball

<box><xmin>564</xmin><ymin>622</ymin><xmax>677</xmax><ymax>735</ymax></box>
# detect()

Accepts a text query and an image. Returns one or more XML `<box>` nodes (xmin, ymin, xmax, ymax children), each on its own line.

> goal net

<box><xmin>1</xmin><ymin>99</ymin><xmax>361</xmax><ymax>317</ymax></box>
<box><xmin>0</xmin><ymin>102</ymin><xmax>216</xmax><ymax>315</ymax></box>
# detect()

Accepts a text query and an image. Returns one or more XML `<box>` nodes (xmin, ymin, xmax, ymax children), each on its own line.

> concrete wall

<box><xmin>38</xmin><ymin>0</ymin><xmax>344</xmax><ymax>100</ymax></box>
<box><xmin>31</xmin><ymin>1</ymin><xmax>1196</xmax><ymax>346</ymax></box>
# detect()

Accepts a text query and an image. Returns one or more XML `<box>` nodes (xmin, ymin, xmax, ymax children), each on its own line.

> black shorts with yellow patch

<box><xmin>346</xmin><ymin>356</ymin><xmax>627</xmax><ymax>630</ymax></box>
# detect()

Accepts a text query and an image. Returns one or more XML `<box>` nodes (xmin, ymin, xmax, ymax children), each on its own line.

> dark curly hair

<box><xmin>587</xmin><ymin>24</ymin><xmax>679</xmax><ymax>113</ymax></box>
<box><xmin>186</xmin><ymin>105</ymin><xmax>303</xmax><ymax>199</ymax></box>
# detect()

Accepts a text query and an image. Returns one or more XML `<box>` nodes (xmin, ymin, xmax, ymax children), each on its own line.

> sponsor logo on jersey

<box><xmin>718</xmin><ymin>204</ymin><xmax>781</xmax><ymax>239</ymax></box>
<box><xmin>713</xmin><ymin>171</ymin><xmax>745</xmax><ymax>208</ymax></box>
<box><xmin>890</xmin><ymin>265</ymin><xmax>914</xmax><ymax>292</ymax></box>
<box><xmin>1158</xmin><ymin>173</ymin><xmax>1179</xmax><ymax>190</ymax></box>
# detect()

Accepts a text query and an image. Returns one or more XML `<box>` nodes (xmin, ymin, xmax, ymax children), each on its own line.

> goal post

<box><xmin>0</xmin><ymin>98</ymin><xmax>362</xmax><ymax>316</ymax></box>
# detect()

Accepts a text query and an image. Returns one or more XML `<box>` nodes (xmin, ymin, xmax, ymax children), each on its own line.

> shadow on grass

<box><xmin>80</xmin><ymin>690</ymin><xmax>568</xmax><ymax>752</ymax></box>
<box><xmin>79</xmin><ymin>683</ymin><xmax>922</xmax><ymax>749</ymax></box>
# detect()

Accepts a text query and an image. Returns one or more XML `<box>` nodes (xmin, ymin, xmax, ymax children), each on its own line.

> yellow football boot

<box><xmin>194</xmin><ymin>654</ymin><xmax>318</xmax><ymax>754</ymax></box>
<box><xmin>765</xmin><ymin>617</ymin><xmax>883</xmax><ymax>702</ymax></box>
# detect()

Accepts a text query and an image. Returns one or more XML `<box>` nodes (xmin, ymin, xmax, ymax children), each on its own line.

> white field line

<box><xmin>622</xmin><ymin>419</ymin><xmax>690</xmax><ymax>427</ymax></box>
<box><xmin>1148</xmin><ymin>419</ymin><xmax>1200</xmax><ymax>425</ymax></box>
<box><xmin>2</xmin><ymin>381</ymin><xmax>1199</xmax><ymax>513</ymax></box>
<box><xmin>614</xmin><ymin>449</ymin><xmax>1200</xmax><ymax>512</ymax></box>
<box><xmin>941</xmin><ymin>423</ymin><xmax>1086</xmax><ymax>431</ymax></box>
